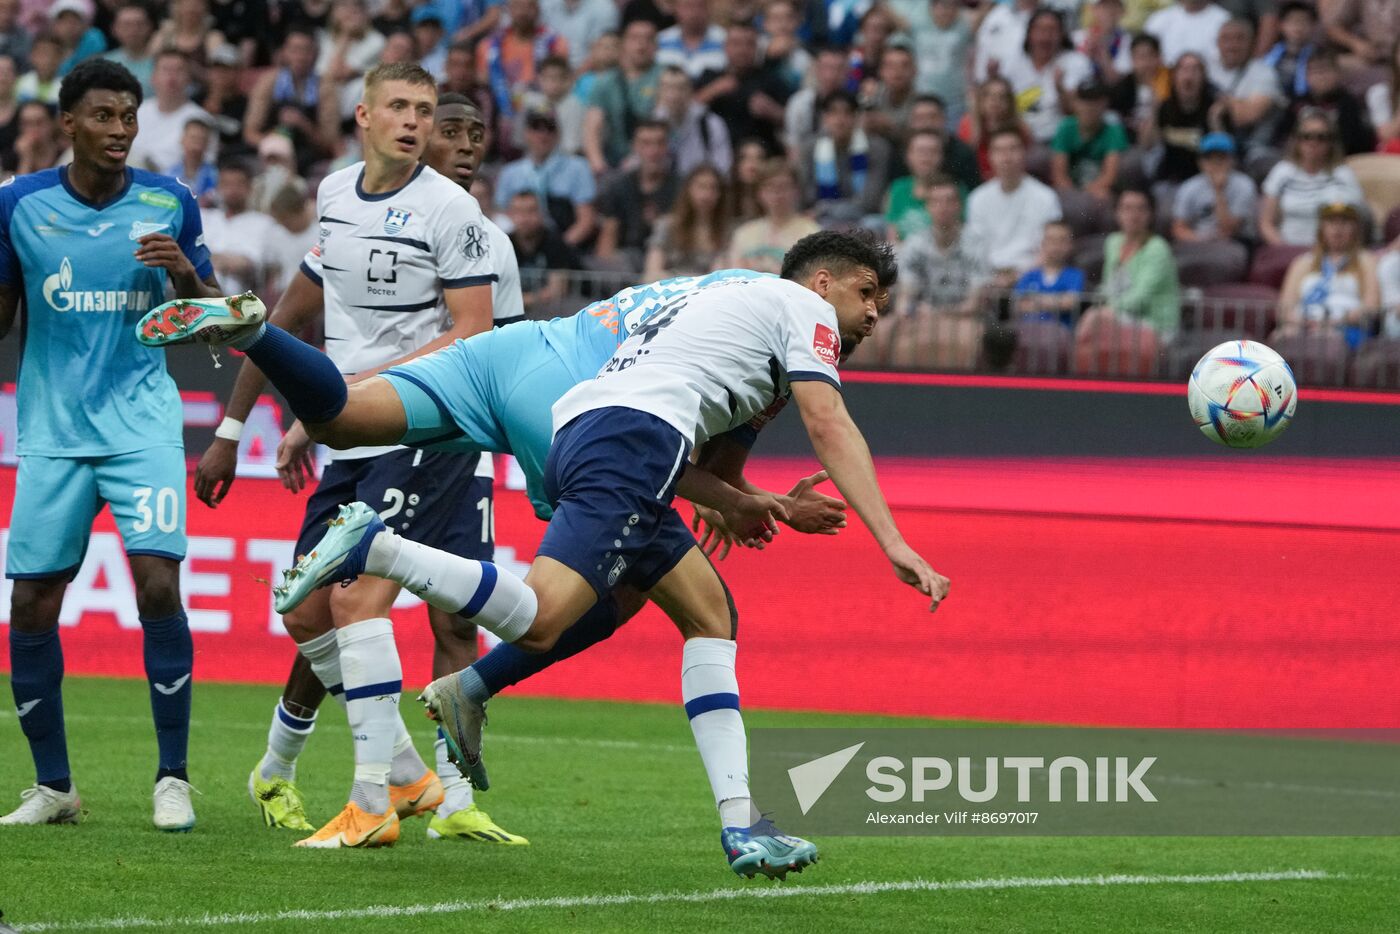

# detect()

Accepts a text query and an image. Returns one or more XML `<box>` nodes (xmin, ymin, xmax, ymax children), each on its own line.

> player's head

<box><xmin>781</xmin><ymin>230</ymin><xmax>892</xmax><ymax>352</ymax></box>
<box><xmin>424</xmin><ymin>92</ymin><xmax>486</xmax><ymax>188</ymax></box>
<box><xmin>358</xmin><ymin>62</ymin><xmax>437</xmax><ymax>166</ymax></box>
<box><xmin>58</xmin><ymin>58</ymin><xmax>143</xmax><ymax>174</ymax></box>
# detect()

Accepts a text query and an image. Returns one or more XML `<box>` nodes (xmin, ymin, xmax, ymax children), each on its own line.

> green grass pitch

<box><xmin>1</xmin><ymin>677</ymin><xmax>1398</xmax><ymax>933</ymax></box>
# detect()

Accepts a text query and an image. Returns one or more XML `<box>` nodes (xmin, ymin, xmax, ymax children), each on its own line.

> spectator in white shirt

<box><xmin>999</xmin><ymin>9</ymin><xmax>1094</xmax><ymax>143</ymax></box>
<box><xmin>1144</xmin><ymin>0</ymin><xmax>1231</xmax><ymax>68</ymax></box>
<box><xmin>974</xmin><ymin>0</ymin><xmax>1037</xmax><ymax>83</ymax></box>
<box><xmin>783</xmin><ymin>45</ymin><xmax>847</xmax><ymax>154</ymax></box>
<box><xmin>541</xmin><ymin>0</ymin><xmax>619</xmax><ymax>71</ymax></box>
<box><xmin>966</xmin><ymin>127</ymin><xmax>1064</xmax><ymax>282</ymax></box>
<box><xmin>1206</xmin><ymin>17</ymin><xmax>1283</xmax><ymax>166</ymax></box>
<box><xmin>129</xmin><ymin>49</ymin><xmax>214</xmax><ymax>173</ymax></box>
<box><xmin>202</xmin><ymin>158</ymin><xmax>280</xmax><ymax>296</ymax></box>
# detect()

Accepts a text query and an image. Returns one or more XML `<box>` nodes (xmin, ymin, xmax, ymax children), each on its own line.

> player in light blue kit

<box><xmin>0</xmin><ymin>60</ymin><xmax>223</xmax><ymax>831</ymax></box>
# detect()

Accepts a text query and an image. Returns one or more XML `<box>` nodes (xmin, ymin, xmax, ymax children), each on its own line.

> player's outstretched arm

<box><xmin>696</xmin><ymin>433</ymin><xmax>847</xmax><ymax>535</ymax></box>
<box><xmin>674</xmin><ymin>462</ymin><xmax>789</xmax><ymax>545</ymax></box>
<box><xmin>194</xmin><ymin>271</ymin><xmax>325</xmax><ymax>508</ymax></box>
<box><xmin>791</xmin><ymin>379</ymin><xmax>950</xmax><ymax>612</ymax></box>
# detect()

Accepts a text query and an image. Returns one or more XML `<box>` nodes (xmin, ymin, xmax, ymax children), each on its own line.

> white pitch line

<box><xmin>10</xmin><ymin>869</ymin><xmax>1341</xmax><ymax>933</ymax></box>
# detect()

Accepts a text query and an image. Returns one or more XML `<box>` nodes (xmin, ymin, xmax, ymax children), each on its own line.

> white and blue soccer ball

<box><xmin>1188</xmin><ymin>340</ymin><xmax>1297</xmax><ymax>448</ymax></box>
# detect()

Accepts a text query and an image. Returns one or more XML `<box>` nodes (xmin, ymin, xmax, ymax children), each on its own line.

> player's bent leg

<box><xmin>3</xmin><ymin>577</ymin><xmax>82</xmax><ymax>827</ymax></box>
<box><xmin>647</xmin><ymin>548</ymin><xmax>819</xmax><ymax>881</ymax></box>
<box><xmin>304</xmin><ymin>378</ymin><xmax>409</xmax><ymax>451</ymax></box>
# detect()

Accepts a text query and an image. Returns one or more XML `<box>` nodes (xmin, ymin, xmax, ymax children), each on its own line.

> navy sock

<box><xmin>470</xmin><ymin>595</ymin><xmax>621</xmax><ymax>697</ymax></box>
<box><xmin>141</xmin><ymin>611</ymin><xmax>193</xmax><ymax>774</ymax></box>
<box><xmin>237</xmin><ymin>323</ymin><xmax>347</xmax><ymax>424</ymax></box>
<box><xmin>9</xmin><ymin>626</ymin><xmax>69</xmax><ymax>786</ymax></box>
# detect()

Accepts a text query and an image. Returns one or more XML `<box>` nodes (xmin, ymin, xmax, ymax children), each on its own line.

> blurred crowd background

<box><xmin>8</xmin><ymin>0</ymin><xmax>1400</xmax><ymax>383</ymax></box>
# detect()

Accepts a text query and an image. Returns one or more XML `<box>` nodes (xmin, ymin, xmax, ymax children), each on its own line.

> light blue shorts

<box><xmin>381</xmin><ymin>323</ymin><xmax>580</xmax><ymax>519</ymax></box>
<box><xmin>6</xmin><ymin>446</ymin><xmax>188</xmax><ymax>579</ymax></box>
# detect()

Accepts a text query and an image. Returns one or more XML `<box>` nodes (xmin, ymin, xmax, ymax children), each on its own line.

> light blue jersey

<box><xmin>0</xmin><ymin>167</ymin><xmax>212</xmax><ymax>457</ymax></box>
<box><xmin>541</xmin><ymin>269</ymin><xmax>769</xmax><ymax>384</ymax></box>
<box><xmin>385</xmin><ymin>269</ymin><xmax>771</xmax><ymax>518</ymax></box>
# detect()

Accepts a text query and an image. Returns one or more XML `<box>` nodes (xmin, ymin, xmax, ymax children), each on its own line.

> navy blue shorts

<box><xmin>538</xmin><ymin>407</ymin><xmax>695</xmax><ymax>597</ymax></box>
<box><xmin>293</xmin><ymin>449</ymin><xmax>493</xmax><ymax>563</ymax></box>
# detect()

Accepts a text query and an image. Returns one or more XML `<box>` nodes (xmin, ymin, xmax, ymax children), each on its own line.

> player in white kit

<box><xmin>191</xmin><ymin>62</ymin><xmax>517</xmax><ymax>849</ymax></box>
<box><xmin>242</xmin><ymin>230</ymin><xmax>951</xmax><ymax>877</ymax></box>
<box><xmin>229</xmin><ymin>91</ymin><xmax>528</xmax><ymax>845</ymax></box>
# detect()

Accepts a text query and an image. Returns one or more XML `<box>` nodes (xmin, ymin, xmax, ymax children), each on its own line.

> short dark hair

<box><xmin>1117</xmin><ymin>186</ymin><xmax>1155</xmax><ymax>224</ymax></box>
<box><xmin>216</xmin><ymin>154</ymin><xmax>255</xmax><ymax>177</ymax></box>
<box><xmin>1129</xmin><ymin>33</ymin><xmax>1161</xmax><ymax>54</ymax></box>
<box><xmin>781</xmin><ymin>229</ymin><xmax>893</xmax><ymax>286</ymax></box>
<box><xmin>538</xmin><ymin>54</ymin><xmax>570</xmax><ymax>74</ymax></box>
<box><xmin>509</xmin><ymin>189</ymin><xmax>541</xmax><ymax>206</ymax></box>
<box><xmin>632</xmin><ymin>118</ymin><xmax>668</xmax><ymax>138</ymax></box>
<box><xmin>819</xmin><ymin>89</ymin><xmax>859</xmax><ymax>114</ymax></box>
<box><xmin>436</xmin><ymin>91</ymin><xmax>473</xmax><ymax>109</ymax></box>
<box><xmin>925</xmin><ymin>173</ymin><xmax>959</xmax><ymax>196</ymax></box>
<box><xmin>30</xmin><ymin>33</ymin><xmax>62</xmax><ymax>52</ymax></box>
<box><xmin>912</xmin><ymin>93</ymin><xmax>946</xmax><ymax>111</ymax></box>
<box><xmin>1279</xmin><ymin>0</ymin><xmax>1317</xmax><ymax>19</ymax></box>
<box><xmin>988</xmin><ymin>126</ymin><xmax>1025</xmax><ymax>148</ymax></box>
<box><xmin>814</xmin><ymin>43</ymin><xmax>849</xmax><ymax>60</ymax></box>
<box><xmin>59</xmin><ymin>58</ymin><xmax>143</xmax><ymax>113</ymax></box>
<box><xmin>154</xmin><ymin>47</ymin><xmax>189</xmax><ymax>68</ymax></box>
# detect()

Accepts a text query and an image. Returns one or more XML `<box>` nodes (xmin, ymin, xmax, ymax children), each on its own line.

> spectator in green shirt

<box><xmin>1050</xmin><ymin>80</ymin><xmax>1128</xmax><ymax>204</ymax></box>
<box><xmin>883</xmin><ymin>129</ymin><xmax>966</xmax><ymax>242</ymax></box>
<box><xmin>583</xmin><ymin>18</ymin><xmax>662</xmax><ymax>173</ymax></box>
<box><xmin>1074</xmin><ymin>188</ymin><xmax>1181</xmax><ymax>375</ymax></box>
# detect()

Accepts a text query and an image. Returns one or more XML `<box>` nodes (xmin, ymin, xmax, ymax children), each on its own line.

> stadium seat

<box><xmin>1057</xmin><ymin>189</ymin><xmax>1114</xmax><ymax>238</ymax></box>
<box><xmin>1073</xmin><ymin>233</ymin><xmax>1108</xmax><ymax>290</ymax></box>
<box><xmin>1192</xmin><ymin>282</ymin><xmax>1280</xmax><ymax>338</ymax></box>
<box><xmin>1346</xmin><ymin>153</ymin><xmax>1400</xmax><ymax>240</ymax></box>
<box><xmin>1349</xmin><ymin>338</ymin><xmax>1400</xmax><ymax>388</ymax></box>
<box><xmin>1010</xmin><ymin>319</ymin><xmax>1073</xmax><ymax>375</ymax></box>
<box><xmin>1173</xmin><ymin>240</ymin><xmax>1249</xmax><ymax>290</ymax></box>
<box><xmin>1267</xmin><ymin>330</ymin><xmax>1351</xmax><ymax>386</ymax></box>
<box><xmin>1165</xmin><ymin>329</ymin><xmax>1235</xmax><ymax>379</ymax></box>
<box><xmin>1248</xmin><ymin>244</ymin><xmax>1308</xmax><ymax>288</ymax></box>
<box><xmin>1385</xmin><ymin>205</ymin><xmax>1400</xmax><ymax>244</ymax></box>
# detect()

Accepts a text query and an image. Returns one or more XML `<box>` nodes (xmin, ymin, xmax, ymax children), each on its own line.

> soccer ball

<box><xmin>1187</xmin><ymin>340</ymin><xmax>1297</xmax><ymax>448</ymax></box>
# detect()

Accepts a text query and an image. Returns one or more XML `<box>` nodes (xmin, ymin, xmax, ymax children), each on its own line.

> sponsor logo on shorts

<box><xmin>813</xmin><ymin>324</ymin><xmax>840</xmax><ymax>366</ymax></box>
<box><xmin>607</xmin><ymin>556</ymin><xmax>628</xmax><ymax>586</ymax></box>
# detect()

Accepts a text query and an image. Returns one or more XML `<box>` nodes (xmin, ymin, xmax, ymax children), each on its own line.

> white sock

<box><xmin>296</xmin><ymin>628</ymin><xmax>347</xmax><ymax>710</ymax></box>
<box><xmin>366</xmin><ymin>531</ymin><xmax>537</xmax><ymax>643</ymax></box>
<box><xmin>681</xmin><ymin>638</ymin><xmax>754</xmax><ymax>828</ymax></box>
<box><xmin>259</xmin><ymin>700</ymin><xmax>316</xmax><ymax>781</ymax></box>
<box><xmin>435</xmin><ymin>732</ymin><xmax>474</xmax><ymax>816</ymax></box>
<box><xmin>389</xmin><ymin>720</ymin><xmax>427</xmax><ymax>787</ymax></box>
<box><xmin>337</xmin><ymin>618</ymin><xmax>401</xmax><ymax>813</ymax></box>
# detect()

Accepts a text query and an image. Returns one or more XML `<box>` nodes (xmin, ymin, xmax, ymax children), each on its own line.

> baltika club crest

<box><xmin>383</xmin><ymin>207</ymin><xmax>412</xmax><ymax>236</ymax></box>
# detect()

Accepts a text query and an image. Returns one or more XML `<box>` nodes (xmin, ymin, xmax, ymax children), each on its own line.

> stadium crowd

<box><xmin>5</xmin><ymin>0</ymin><xmax>1400</xmax><ymax>382</ymax></box>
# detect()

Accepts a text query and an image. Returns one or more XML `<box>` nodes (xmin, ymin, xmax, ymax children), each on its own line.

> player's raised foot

<box><xmin>426</xmin><ymin>804</ymin><xmax>528</xmax><ymax>844</ymax></box>
<box><xmin>294</xmin><ymin>802</ymin><xmax>399</xmax><ymax>849</ymax></box>
<box><xmin>0</xmin><ymin>784</ymin><xmax>82</xmax><ymax>826</ymax></box>
<box><xmin>418</xmin><ymin>677</ymin><xmax>490</xmax><ymax>791</ymax></box>
<box><xmin>273</xmin><ymin>503</ymin><xmax>387</xmax><ymax>614</ymax></box>
<box><xmin>248</xmin><ymin>769</ymin><xmax>314</xmax><ymax>831</ymax></box>
<box><xmin>389</xmin><ymin>770</ymin><xmax>444</xmax><ymax>820</ymax></box>
<box><xmin>136</xmin><ymin>292</ymin><xmax>267</xmax><ymax>347</ymax></box>
<box><xmin>722</xmin><ymin>817</ymin><xmax>819</xmax><ymax>881</ymax></box>
<box><xmin>152</xmin><ymin>777</ymin><xmax>197</xmax><ymax>832</ymax></box>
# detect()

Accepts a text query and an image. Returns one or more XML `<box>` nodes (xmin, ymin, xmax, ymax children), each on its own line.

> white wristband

<box><xmin>214</xmin><ymin>417</ymin><xmax>244</xmax><ymax>443</ymax></box>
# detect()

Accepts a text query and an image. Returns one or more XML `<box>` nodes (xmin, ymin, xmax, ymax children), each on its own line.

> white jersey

<box><xmin>303</xmin><ymin>162</ymin><xmax>495</xmax><ymax>459</ymax></box>
<box><xmin>551</xmin><ymin>276</ymin><xmax>842</xmax><ymax>447</ymax></box>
